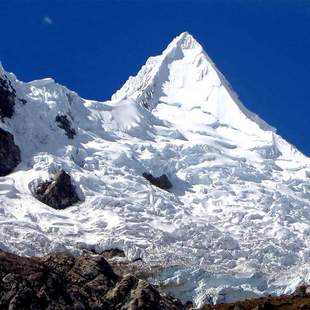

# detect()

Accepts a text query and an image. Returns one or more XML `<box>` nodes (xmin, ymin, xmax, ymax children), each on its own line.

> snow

<box><xmin>0</xmin><ymin>32</ymin><xmax>310</xmax><ymax>307</ymax></box>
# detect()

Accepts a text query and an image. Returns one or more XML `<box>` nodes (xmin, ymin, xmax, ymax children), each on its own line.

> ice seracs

<box><xmin>0</xmin><ymin>33</ymin><xmax>309</xmax><ymax>307</ymax></box>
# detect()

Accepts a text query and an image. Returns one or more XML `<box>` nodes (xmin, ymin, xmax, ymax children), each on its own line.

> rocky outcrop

<box><xmin>34</xmin><ymin>170</ymin><xmax>80</xmax><ymax>209</ymax></box>
<box><xmin>0</xmin><ymin>250</ymin><xmax>184</xmax><ymax>310</ymax></box>
<box><xmin>0</xmin><ymin>75</ymin><xmax>16</xmax><ymax>120</ymax></box>
<box><xmin>0</xmin><ymin>128</ymin><xmax>21</xmax><ymax>176</ymax></box>
<box><xmin>203</xmin><ymin>289</ymin><xmax>310</xmax><ymax>309</ymax></box>
<box><xmin>55</xmin><ymin>114</ymin><xmax>76</xmax><ymax>139</ymax></box>
<box><xmin>142</xmin><ymin>173</ymin><xmax>172</xmax><ymax>190</ymax></box>
<box><xmin>101</xmin><ymin>248</ymin><xmax>126</xmax><ymax>259</ymax></box>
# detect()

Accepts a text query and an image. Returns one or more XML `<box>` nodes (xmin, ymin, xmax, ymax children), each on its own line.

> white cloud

<box><xmin>43</xmin><ymin>16</ymin><xmax>53</xmax><ymax>25</ymax></box>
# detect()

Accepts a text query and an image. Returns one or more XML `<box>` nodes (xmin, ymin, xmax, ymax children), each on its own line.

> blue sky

<box><xmin>0</xmin><ymin>1</ymin><xmax>309</xmax><ymax>155</ymax></box>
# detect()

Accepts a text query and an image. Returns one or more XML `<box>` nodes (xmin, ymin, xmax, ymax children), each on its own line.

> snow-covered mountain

<box><xmin>0</xmin><ymin>32</ymin><xmax>309</xmax><ymax>307</ymax></box>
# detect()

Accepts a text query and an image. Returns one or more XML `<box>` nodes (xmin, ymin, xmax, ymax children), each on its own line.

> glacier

<box><xmin>0</xmin><ymin>32</ymin><xmax>309</xmax><ymax>307</ymax></box>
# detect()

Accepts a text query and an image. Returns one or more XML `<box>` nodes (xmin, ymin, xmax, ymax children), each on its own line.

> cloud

<box><xmin>43</xmin><ymin>16</ymin><xmax>53</xmax><ymax>25</ymax></box>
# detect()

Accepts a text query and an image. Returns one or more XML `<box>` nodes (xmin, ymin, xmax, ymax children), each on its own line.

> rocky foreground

<box><xmin>0</xmin><ymin>250</ymin><xmax>184</xmax><ymax>310</ymax></box>
<box><xmin>1</xmin><ymin>249</ymin><xmax>310</xmax><ymax>310</ymax></box>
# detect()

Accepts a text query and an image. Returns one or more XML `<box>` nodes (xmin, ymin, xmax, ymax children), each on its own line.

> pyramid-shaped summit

<box><xmin>113</xmin><ymin>32</ymin><xmax>274</xmax><ymax>136</ymax></box>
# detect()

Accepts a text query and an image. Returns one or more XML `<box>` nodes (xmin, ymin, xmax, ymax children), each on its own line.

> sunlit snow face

<box><xmin>111</xmin><ymin>99</ymin><xmax>141</xmax><ymax>131</ymax></box>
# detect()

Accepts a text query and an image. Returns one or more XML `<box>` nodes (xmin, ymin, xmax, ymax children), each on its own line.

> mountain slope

<box><xmin>0</xmin><ymin>32</ymin><xmax>309</xmax><ymax>307</ymax></box>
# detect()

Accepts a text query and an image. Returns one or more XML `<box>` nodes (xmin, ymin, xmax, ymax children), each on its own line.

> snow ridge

<box><xmin>0</xmin><ymin>33</ymin><xmax>310</xmax><ymax>307</ymax></box>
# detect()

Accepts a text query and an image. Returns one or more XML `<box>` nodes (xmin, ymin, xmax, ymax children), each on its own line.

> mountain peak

<box><xmin>0</xmin><ymin>32</ymin><xmax>309</xmax><ymax>309</ymax></box>
<box><xmin>112</xmin><ymin>32</ymin><xmax>274</xmax><ymax>135</ymax></box>
<box><xmin>165</xmin><ymin>32</ymin><xmax>202</xmax><ymax>51</ymax></box>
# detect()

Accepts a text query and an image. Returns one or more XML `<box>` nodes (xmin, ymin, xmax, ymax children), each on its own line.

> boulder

<box><xmin>34</xmin><ymin>170</ymin><xmax>80</xmax><ymax>209</ymax></box>
<box><xmin>142</xmin><ymin>173</ymin><xmax>172</xmax><ymax>190</ymax></box>
<box><xmin>0</xmin><ymin>128</ymin><xmax>21</xmax><ymax>176</ymax></box>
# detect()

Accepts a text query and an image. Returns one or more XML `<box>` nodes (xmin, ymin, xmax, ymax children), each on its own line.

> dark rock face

<box><xmin>203</xmin><ymin>292</ymin><xmax>310</xmax><ymax>310</ymax></box>
<box><xmin>101</xmin><ymin>248</ymin><xmax>126</xmax><ymax>259</ymax></box>
<box><xmin>55</xmin><ymin>114</ymin><xmax>76</xmax><ymax>139</ymax></box>
<box><xmin>34</xmin><ymin>170</ymin><xmax>80</xmax><ymax>210</ymax></box>
<box><xmin>0</xmin><ymin>75</ymin><xmax>16</xmax><ymax>120</ymax></box>
<box><xmin>0</xmin><ymin>128</ymin><xmax>21</xmax><ymax>176</ymax></box>
<box><xmin>0</xmin><ymin>250</ymin><xmax>184</xmax><ymax>310</ymax></box>
<box><xmin>142</xmin><ymin>173</ymin><xmax>172</xmax><ymax>190</ymax></box>
<box><xmin>294</xmin><ymin>285</ymin><xmax>307</xmax><ymax>298</ymax></box>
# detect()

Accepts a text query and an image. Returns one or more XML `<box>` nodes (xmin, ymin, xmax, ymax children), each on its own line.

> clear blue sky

<box><xmin>0</xmin><ymin>1</ymin><xmax>309</xmax><ymax>155</ymax></box>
